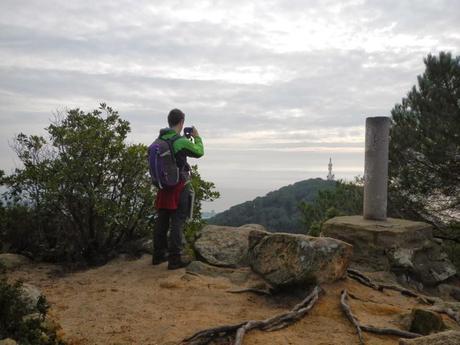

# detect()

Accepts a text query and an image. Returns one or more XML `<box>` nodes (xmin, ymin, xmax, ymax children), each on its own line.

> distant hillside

<box><xmin>208</xmin><ymin>178</ymin><xmax>336</xmax><ymax>233</ymax></box>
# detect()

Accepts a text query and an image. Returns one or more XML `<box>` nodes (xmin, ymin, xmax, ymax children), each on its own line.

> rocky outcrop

<box><xmin>0</xmin><ymin>253</ymin><xmax>30</xmax><ymax>269</ymax></box>
<box><xmin>322</xmin><ymin>216</ymin><xmax>456</xmax><ymax>286</ymax></box>
<box><xmin>399</xmin><ymin>331</ymin><xmax>460</xmax><ymax>345</ymax></box>
<box><xmin>249</xmin><ymin>233</ymin><xmax>353</xmax><ymax>288</ymax></box>
<box><xmin>194</xmin><ymin>224</ymin><xmax>269</xmax><ymax>267</ymax></box>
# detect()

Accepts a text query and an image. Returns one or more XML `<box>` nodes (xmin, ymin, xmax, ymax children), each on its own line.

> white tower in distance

<box><xmin>327</xmin><ymin>158</ymin><xmax>335</xmax><ymax>181</ymax></box>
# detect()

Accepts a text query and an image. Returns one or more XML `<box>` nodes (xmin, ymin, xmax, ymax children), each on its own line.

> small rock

<box><xmin>432</xmin><ymin>238</ymin><xmax>443</xmax><ymax>245</ymax></box>
<box><xmin>399</xmin><ymin>330</ymin><xmax>460</xmax><ymax>345</ymax></box>
<box><xmin>0</xmin><ymin>339</ymin><xmax>17</xmax><ymax>345</ymax></box>
<box><xmin>409</xmin><ymin>308</ymin><xmax>446</xmax><ymax>335</ymax></box>
<box><xmin>0</xmin><ymin>253</ymin><xmax>30</xmax><ymax>269</ymax></box>
<box><xmin>20</xmin><ymin>283</ymin><xmax>42</xmax><ymax>308</ymax></box>
<box><xmin>249</xmin><ymin>233</ymin><xmax>353</xmax><ymax>288</ymax></box>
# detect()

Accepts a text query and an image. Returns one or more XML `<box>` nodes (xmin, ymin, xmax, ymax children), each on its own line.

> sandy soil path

<box><xmin>8</xmin><ymin>255</ymin><xmax>459</xmax><ymax>345</ymax></box>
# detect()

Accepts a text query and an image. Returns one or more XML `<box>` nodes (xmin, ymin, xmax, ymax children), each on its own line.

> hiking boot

<box><xmin>152</xmin><ymin>253</ymin><xmax>167</xmax><ymax>265</ymax></box>
<box><xmin>167</xmin><ymin>255</ymin><xmax>189</xmax><ymax>270</ymax></box>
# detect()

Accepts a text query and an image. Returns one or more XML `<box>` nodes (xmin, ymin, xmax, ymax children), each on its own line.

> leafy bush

<box><xmin>299</xmin><ymin>178</ymin><xmax>363</xmax><ymax>236</ymax></box>
<box><xmin>0</xmin><ymin>277</ymin><xmax>64</xmax><ymax>344</ymax></box>
<box><xmin>184</xmin><ymin>165</ymin><xmax>220</xmax><ymax>254</ymax></box>
<box><xmin>209</xmin><ymin>178</ymin><xmax>335</xmax><ymax>232</ymax></box>
<box><xmin>1</xmin><ymin>104</ymin><xmax>155</xmax><ymax>265</ymax></box>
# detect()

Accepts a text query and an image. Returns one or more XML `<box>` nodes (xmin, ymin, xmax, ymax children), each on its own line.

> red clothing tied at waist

<box><xmin>154</xmin><ymin>181</ymin><xmax>186</xmax><ymax>210</ymax></box>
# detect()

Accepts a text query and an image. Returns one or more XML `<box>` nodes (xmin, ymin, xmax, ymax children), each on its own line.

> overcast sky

<box><xmin>1</xmin><ymin>0</ymin><xmax>459</xmax><ymax>212</ymax></box>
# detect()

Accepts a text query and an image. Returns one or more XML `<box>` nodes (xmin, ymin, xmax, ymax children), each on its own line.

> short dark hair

<box><xmin>168</xmin><ymin>108</ymin><xmax>185</xmax><ymax>127</ymax></box>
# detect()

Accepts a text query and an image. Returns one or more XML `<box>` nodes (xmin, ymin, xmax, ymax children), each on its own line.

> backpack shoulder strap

<box><xmin>163</xmin><ymin>134</ymin><xmax>182</xmax><ymax>163</ymax></box>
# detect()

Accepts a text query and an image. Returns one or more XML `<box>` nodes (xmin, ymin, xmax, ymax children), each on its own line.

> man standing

<box><xmin>151</xmin><ymin>109</ymin><xmax>204</xmax><ymax>270</ymax></box>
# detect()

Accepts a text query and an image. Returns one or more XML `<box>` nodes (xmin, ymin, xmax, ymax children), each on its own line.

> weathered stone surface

<box><xmin>399</xmin><ymin>331</ymin><xmax>460</xmax><ymax>345</ymax></box>
<box><xmin>408</xmin><ymin>308</ymin><xmax>446</xmax><ymax>335</ymax></box>
<box><xmin>186</xmin><ymin>260</ymin><xmax>266</xmax><ymax>286</ymax></box>
<box><xmin>194</xmin><ymin>224</ymin><xmax>269</xmax><ymax>267</ymax></box>
<box><xmin>0</xmin><ymin>339</ymin><xmax>17</xmax><ymax>345</ymax></box>
<box><xmin>0</xmin><ymin>253</ymin><xmax>30</xmax><ymax>269</ymax></box>
<box><xmin>249</xmin><ymin>233</ymin><xmax>353</xmax><ymax>288</ymax></box>
<box><xmin>322</xmin><ymin>216</ymin><xmax>456</xmax><ymax>285</ymax></box>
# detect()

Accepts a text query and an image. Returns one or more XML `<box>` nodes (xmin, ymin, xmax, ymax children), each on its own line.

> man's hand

<box><xmin>192</xmin><ymin>126</ymin><xmax>200</xmax><ymax>137</ymax></box>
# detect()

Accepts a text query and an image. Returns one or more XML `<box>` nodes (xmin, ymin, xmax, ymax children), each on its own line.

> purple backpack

<box><xmin>148</xmin><ymin>135</ymin><xmax>181</xmax><ymax>189</ymax></box>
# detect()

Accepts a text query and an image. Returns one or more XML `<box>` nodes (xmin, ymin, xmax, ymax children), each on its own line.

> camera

<box><xmin>184</xmin><ymin>126</ymin><xmax>194</xmax><ymax>138</ymax></box>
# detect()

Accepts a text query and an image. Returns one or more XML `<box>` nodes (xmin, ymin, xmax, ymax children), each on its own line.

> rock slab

<box><xmin>249</xmin><ymin>233</ymin><xmax>353</xmax><ymax>288</ymax></box>
<box><xmin>194</xmin><ymin>224</ymin><xmax>269</xmax><ymax>267</ymax></box>
<box><xmin>322</xmin><ymin>216</ymin><xmax>456</xmax><ymax>285</ymax></box>
<box><xmin>399</xmin><ymin>331</ymin><xmax>460</xmax><ymax>345</ymax></box>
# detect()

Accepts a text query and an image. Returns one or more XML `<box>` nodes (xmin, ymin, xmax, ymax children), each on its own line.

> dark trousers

<box><xmin>153</xmin><ymin>185</ymin><xmax>191</xmax><ymax>257</ymax></box>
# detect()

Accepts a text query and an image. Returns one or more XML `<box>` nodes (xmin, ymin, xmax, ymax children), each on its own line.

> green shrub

<box><xmin>1</xmin><ymin>104</ymin><xmax>155</xmax><ymax>266</ymax></box>
<box><xmin>299</xmin><ymin>178</ymin><xmax>363</xmax><ymax>236</ymax></box>
<box><xmin>0</xmin><ymin>277</ymin><xmax>64</xmax><ymax>344</ymax></box>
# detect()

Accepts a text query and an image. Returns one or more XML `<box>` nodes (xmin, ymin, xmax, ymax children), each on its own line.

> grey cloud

<box><xmin>0</xmin><ymin>0</ymin><xmax>458</xmax><ymax>211</ymax></box>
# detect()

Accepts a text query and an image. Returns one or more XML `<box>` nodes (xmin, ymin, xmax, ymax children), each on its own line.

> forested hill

<box><xmin>208</xmin><ymin>178</ymin><xmax>336</xmax><ymax>233</ymax></box>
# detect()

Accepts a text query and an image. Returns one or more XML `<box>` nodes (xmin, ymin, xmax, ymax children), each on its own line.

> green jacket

<box><xmin>158</xmin><ymin>128</ymin><xmax>204</xmax><ymax>181</ymax></box>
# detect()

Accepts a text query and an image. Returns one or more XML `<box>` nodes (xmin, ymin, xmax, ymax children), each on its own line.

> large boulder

<box><xmin>194</xmin><ymin>224</ymin><xmax>269</xmax><ymax>267</ymax></box>
<box><xmin>0</xmin><ymin>253</ymin><xmax>30</xmax><ymax>270</ymax></box>
<box><xmin>249</xmin><ymin>233</ymin><xmax>353</xmax><ymax>288</ymax></box>
<box><xmin>322</xmin><ymin>216</ymin><xmax>456</xmax><ymax>285</ymax></box>
<box><xmin>399</xmin><ymin>331</ymin><xmax>460</xmax><ymax>345</ymax></box>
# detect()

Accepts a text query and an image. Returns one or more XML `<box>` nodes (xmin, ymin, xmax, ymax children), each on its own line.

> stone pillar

<box><xmin>363</xmin><ymin>116</ymin><xmax>390</xmax><ymax>221</ymax></box>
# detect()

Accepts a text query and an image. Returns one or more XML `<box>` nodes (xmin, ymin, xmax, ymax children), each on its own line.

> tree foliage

<box><xmin>389</xmin><ymin>52</ymin><xmax>460</xmax><ymax>226</ymax></box>
<box><xmin>1</xmin><ymin>104</ymin><xmax>155</xmax><ymax>265</ymax></box>
<box><xmin>209</xmin><ymin>179</ymin><xmax>335</xmax><ymax>233</ymax></box>
<box><xmin>184</xmin><ymin>165</ymin><xmax>220</xmax><ymax>244</ymax></box>
<box><xmin>299</xmin><ymin>178</ymin><xmax>363</xmax><ymax>236</ymax></box>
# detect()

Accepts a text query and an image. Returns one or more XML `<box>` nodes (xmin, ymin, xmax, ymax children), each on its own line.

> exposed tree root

<box><xmin>340</xmin><ymin>289</ymin><xmax>422</xmax><ymax>344</ymax></box>
<box><xmin>430</xmin><ymin>304</ymin><xmax>460</xmax><ymax>324</ymax></box>
<box><xmin>226</xmin><ymin>288</ymin><xmax>272</xmax><ymax>296</ymax></box>
<box><xmin>182</xmin><ymin>285</ymin><xmax>322</xmax><ymax>345</ymax></box>
<box><xmin>340</xmin><ymin>290</ymin><xmax>365</xmax><ymax>344</ymax></box>
<box><xmin>360</xmin><ymin>324</ymin><xmax>421</xmax><ymax>338</ymax></box>
<box><xmin>347</xmin><ymin>269</ymin><xmax>436</xmax><ymax>304</ymax></box>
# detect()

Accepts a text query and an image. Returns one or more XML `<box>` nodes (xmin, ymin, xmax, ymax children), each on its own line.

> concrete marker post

<box><xmin>363</xmin><ymin>116</ymin><xmax>391</xmax><ymax>221</ymax></box>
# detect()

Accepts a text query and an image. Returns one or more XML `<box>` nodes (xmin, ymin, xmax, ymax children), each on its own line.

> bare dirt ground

<box><xmin>8</xmin><ymin>255</ymin><xmax>460</xmax><ymax>345</ymax></box>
